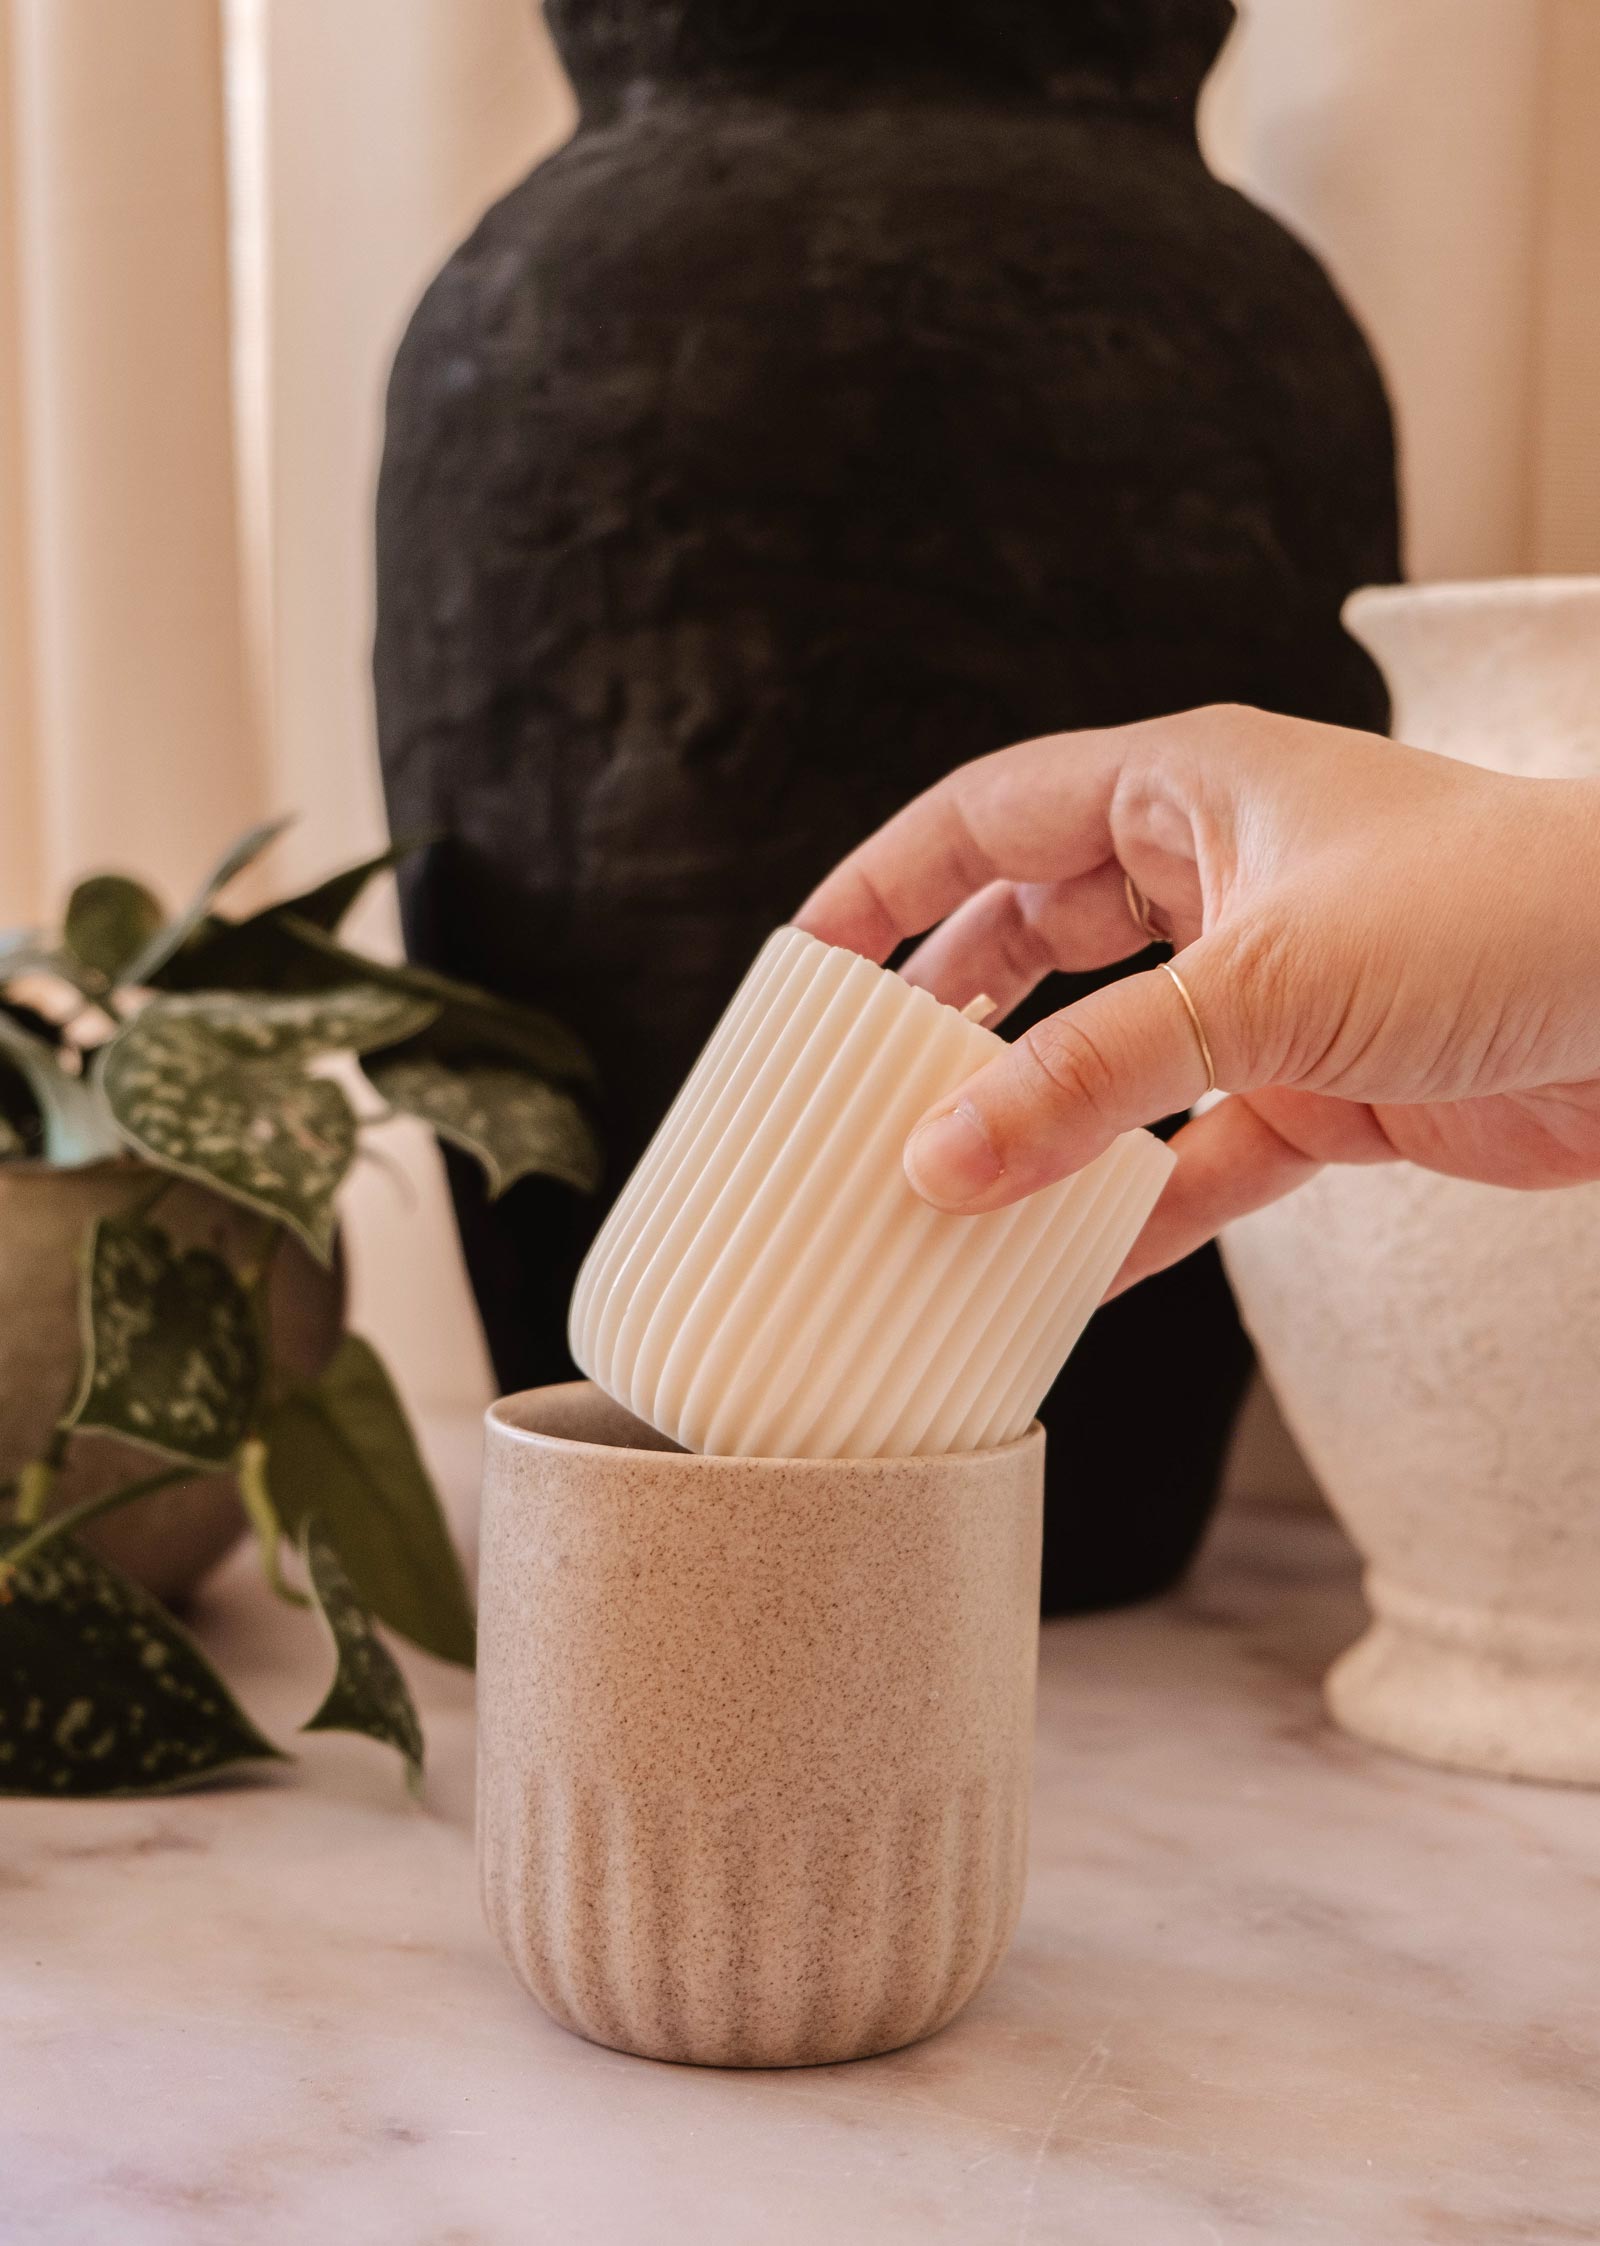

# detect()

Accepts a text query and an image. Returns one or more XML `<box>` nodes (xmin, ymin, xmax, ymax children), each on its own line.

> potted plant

<box><xmin>0</xmin><ymin>819</ymin><xmax>599</xmax><ymax>1799</ymax></box>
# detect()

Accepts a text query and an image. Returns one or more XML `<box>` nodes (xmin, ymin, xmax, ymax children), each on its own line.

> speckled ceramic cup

<box><xmin>478</xmin><ymin>1382</ymin><xmax>1044</xmax><ymax>2068</ymax></box>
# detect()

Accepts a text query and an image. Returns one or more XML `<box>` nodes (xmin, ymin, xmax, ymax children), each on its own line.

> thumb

<box><xmin>904</xmin><ymin>939</ymin><xmax>1242</xmax><ymax>1211</ymax></box>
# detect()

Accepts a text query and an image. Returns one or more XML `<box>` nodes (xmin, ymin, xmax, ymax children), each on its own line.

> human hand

<box><xmin>793</xmin><ymin>706</ymin><xmax>1600</xmax><ymax>1292</ymax></box>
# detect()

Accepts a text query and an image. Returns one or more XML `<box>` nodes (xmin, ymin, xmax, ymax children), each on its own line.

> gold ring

<box><xmin>1160</xmin><ymin>960</ymin><xmax>1216</xmax><ymax>1097</ymax></box>
<box><xmin>1123</xmin><ymin>869</ymin><xmax>1167</xmax><ymax>945</ymax></box>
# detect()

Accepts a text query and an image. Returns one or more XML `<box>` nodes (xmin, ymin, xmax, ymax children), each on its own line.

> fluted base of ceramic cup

<box><xmin>1327</xmin><ymin>1573</ymin><xmax>1600</xmax><ymax>1785</ymax></box>
<box><xmin>482</xmin><ymin>1778</ymin><xmax>1025</xmax><ymax>2068</ymax></box>
<box><xmin>477</xmin><ymin>1383</ymin><xmax>1043</xmax><ymax>2067</ymax></box>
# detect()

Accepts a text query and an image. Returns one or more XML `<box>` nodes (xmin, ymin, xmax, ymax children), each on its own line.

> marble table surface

<box><xmin>4</xmin><ymin>1487</ymin><xmax>1597</xmax><ymax>2246</ymax></box>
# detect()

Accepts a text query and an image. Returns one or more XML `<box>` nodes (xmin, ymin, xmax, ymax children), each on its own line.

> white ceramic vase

<box><xmin>1221</xmin><ymin>577</ymin><xmax>1600</xmax><ymax>1784</ymax></box>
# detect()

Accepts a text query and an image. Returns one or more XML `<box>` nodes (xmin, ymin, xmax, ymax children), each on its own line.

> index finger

<box><xmin>792</xmin><ymin>726</ymin><xmax>1142</xmax><ymax>961</ymax></box>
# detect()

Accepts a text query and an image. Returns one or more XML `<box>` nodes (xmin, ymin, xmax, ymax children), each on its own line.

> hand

<box><xmin>793</xmin><ymin>706</ymin><xmax>1600</xmax><ymax>1292</ymax></box>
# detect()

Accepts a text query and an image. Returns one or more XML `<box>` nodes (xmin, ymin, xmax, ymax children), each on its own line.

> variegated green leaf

<box><xmin>0</xmin><ymin>1529</ymin><xmax>284</xmax><ymax>1796</ymax></box>
<box><xmin>0</xmin><ymin>1011</ymin><xmax>119</xmax><ymax>1165</ymax></box>
<box><xmin>141</xmin><ymin>983</ymin><xmax>438</xmax><ymax>1059</ymax></box>
<box><xmin>100</xmin><ymin>985</ymin><xmax>437</xmax><ymax>1258</ymax></box>
<box><xmin>124</xmin><ymin>814</ymin><xmax>296</xmax><ymax>986</ymax></box>
<box><xmin>65</xmin><ymin>1215</ymin><xmax>260</xmax><ymax>1466</ymax></box>
<box><xmin>145</xmin><ymin>897</ymin><xmax>594</xmax><ymax>1093</ymax></box>
<box><xmin>300</xmin><ymin>1521</ymin><xmax>423</xmax><ymax>1797</ymax></box>
<box><xmin>63</xmin><ymin>874</ymin><xmax>165</xmax><ymax>986</ymax></box>
<box><xmin>263</xmin><ymin>1335</ymin><xmax>474</xmax><ymax>1667</ymax></box>
<box><xmin>366</xmin><ymin>1049</ymin><xmax>601</xmax><ymax>1198</ymax></box>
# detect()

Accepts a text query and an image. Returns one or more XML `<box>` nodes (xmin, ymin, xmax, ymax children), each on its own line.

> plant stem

<box><xmin>238</xmin><ymin>1215</ymin><xmax>284</xmax><ymax>1295</ymax></box>
<box><xmin>14</xmin><ymin>1425</ymin><xmax>71</xmax><ymax>1525</ymax></box>
<box><xmin>0</xmin><ymin>1464</ymin><xmax>196</xmax><ymax>1583</ymax></box>
<box><xmin>14</xmin><ymin>1459</ymin><xmax>56</xmax><ymax>1527</ymax></box>
<box><xmin>117</xmin><ymin>1168</ymin><xmax>178</xmax><ymax>1226</ymax></box>
<box><xmin>237</xmin><ymin>1435</ymin><xmax>308</xmax><ymax>1607</ymax></box>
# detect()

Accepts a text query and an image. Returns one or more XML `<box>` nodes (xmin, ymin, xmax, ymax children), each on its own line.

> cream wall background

<box><xmin>1</xmin><ymin>0</ymin><xmax>1597</xmax><ymax>1447</ymax></box>
<box><xmin>1202</xmin><ymin>0</ymin><xmax>1600</xmax><ymax>580</ymax></box>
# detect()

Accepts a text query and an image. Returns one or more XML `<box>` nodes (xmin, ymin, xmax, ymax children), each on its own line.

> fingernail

<box><xmin>904</xmin><ymin>1105</ymin><xmax>1002</xmax><ymax>1208</ymax></box>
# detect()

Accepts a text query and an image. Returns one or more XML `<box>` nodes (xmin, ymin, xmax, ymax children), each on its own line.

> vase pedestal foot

<box><xmin>1326</xmin><ymin>1575</ymin><xmax>1600</xmax><ymax>1785</ymax></box>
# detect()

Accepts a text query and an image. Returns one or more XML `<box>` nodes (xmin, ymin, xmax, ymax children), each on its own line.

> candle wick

<box><xmin>961</xmin><ymin>994</ymin><xmax>997</xmax><ymax>1024</ymax></box>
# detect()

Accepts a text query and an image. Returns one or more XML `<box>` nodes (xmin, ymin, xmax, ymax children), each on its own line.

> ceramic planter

<box><xmin>0</xmin><ymin>1161</ymin><xmax>343</xmax><ymax>1605</ymax></box>
<box><xmin>1222</xmin><ymin>577</ymin><xmax>1600</xmax><ymax>1783</ymax></box>
<box><xmin>478</xmin><ymin>1382</ymin><xmax>1043</xmax><ymax>2067</ymax></box>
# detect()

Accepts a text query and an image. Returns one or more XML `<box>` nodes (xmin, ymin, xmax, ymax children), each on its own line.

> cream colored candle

<box><xmin>570</xmin><ymin>927</ymin><xmax>1175</xmax><ymax>1458</ymax></box>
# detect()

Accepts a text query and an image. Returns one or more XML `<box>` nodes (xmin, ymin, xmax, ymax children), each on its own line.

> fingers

<box><xmin>1101</xmin><ymin>1095</ymin><xmax>1325</xmax><ymax>1296</ymax></box>
<box><xmin>794</xmin><ymin>729</ymin><xmax>1137</xmax><ymax>960</ymax></box>
<box><xmin>1103</xmin><ymin>1083</ymin><xmax>1401</xmax><ymax>1294</ymax></box>
<box><xmin>897</xmin><ymin>866</ymin><xmax>1145</xmax><ymax>1019</ymax></box>
<box><xmin>903</xmin><ymin>937</ymin><xmax>1244</xmax><ymax>1211</ymax></box>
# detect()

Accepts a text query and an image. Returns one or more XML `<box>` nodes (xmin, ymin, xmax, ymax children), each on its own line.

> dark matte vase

<box><xmin>375</xmin><ymin>0</ymin><xmax>1399</xmax><ymax>1611</ymax></box>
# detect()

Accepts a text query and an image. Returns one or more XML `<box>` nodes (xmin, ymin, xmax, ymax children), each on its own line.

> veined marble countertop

<box><xmin>3</xmin><ymin>1487</ymin><xmax>1597</xmax><ymax>2246</ymax></box>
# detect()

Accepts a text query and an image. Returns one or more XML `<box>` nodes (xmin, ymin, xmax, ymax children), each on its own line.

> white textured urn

<box><xmin>1222</xmin><ymin>578</ymin><xmax>1600</xmax><ymax>1784</ymax></box>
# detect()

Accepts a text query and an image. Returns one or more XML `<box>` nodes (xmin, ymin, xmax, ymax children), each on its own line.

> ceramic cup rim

<box><xmin>485</xmin><ymin>1379</ymin><xmax>1044</xmax><ymax>1474</ymax></box>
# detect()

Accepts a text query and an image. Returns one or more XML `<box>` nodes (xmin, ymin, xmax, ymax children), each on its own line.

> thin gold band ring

<box><xmin>1123</xmin><ymin>869</ymin><xmax>1216</xmax><ymax>1095</ymax></box>
<box><xmin>1122</xmin><ymin>869</ymin><xmax>1166</xmax><ymax>945</ymax></box>
<box><xmin>1159</xmin><ymin>960</ymin><xmax>1216</xmax><ymax>1097</ymax></box>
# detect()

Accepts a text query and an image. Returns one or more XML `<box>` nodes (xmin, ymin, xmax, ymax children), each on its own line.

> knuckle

<box><xmin>1127</xmin><ymin>701</ymin><xmax>1270</xmax><ymax>761</ymax></box>
<box><xmin>848</xmin><ymin>861</ymin><xmax>904</xmax><ymax>955</ymax></box>
<box><xmin>996</xmin><ymin>920</ymin><xmax>1045</xmax><ymax>991</ymax></box>
<box><xmin>1001</xmin><ymin>893</ymin><xmax>1059</xmax><ymax>983</ymax></box>
<box><xmin>1199</xmin><ymin>700</ymin><xmax>1266</xmax><ymax>734</ymax></box>
<box><xmin>1019</xmin><ymin>1011</ymin><xmax>1122</xmax><ymax>1121</ymax></box>
<box><xmin>1184</xmin><ymin>703</ymin><xmax>1275</xmax><ymax>767</ymax></box>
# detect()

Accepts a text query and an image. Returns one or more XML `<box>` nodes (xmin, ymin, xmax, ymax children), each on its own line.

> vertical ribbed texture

<box><xmin>481</xmin><ymin>1775</ymin><xmax>1027</xmax><ymax>2069</ymax></box>
<box><xmin>570</xmin><ymin>927</ymin><xmax>1175</xmax><ymax>1457</ymax></box>
<box><xmin>477</xmin><ymin>1385</ymin><xmax>1043</xmax><ymax>2069</ymax></box>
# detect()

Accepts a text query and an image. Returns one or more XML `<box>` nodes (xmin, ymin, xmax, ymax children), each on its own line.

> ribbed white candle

<box><xmin>570</xmin><ymin>928</ymin><xmax>1175</xmax><ymax>1458</ymax></box>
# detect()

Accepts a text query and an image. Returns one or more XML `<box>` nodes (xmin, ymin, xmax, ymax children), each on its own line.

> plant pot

<box><xmin>377</xmin><ymin>0</ymin><xmax>1399</xmax><ymax>1615</ymax></box>
<box><xmin>1221</xmin><ymin>577</ymin><xmax>1600</xmax><ymax>1783</ymax></box>
<box><xmin>0</xmin><ymin>1161</ymin><xmax>344</xmax><ymax>1606</ymax></box>
<box><xmin>478</xmin><ymin>1382</ymin><xmax>1043</xmax><ymax>2067</ymax></box>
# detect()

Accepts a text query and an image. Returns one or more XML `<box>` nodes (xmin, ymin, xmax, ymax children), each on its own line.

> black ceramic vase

<box><xmin>375</xmin><ymin>0</ymin><xmax>1399</xmax><ymax>1611</ymax></box>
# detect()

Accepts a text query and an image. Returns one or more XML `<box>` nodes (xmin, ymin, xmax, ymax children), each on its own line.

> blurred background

<box><xmin>2</xmin><ymin>0</ymin><xmax>1597</xmax><ymax>1471</ymax></box>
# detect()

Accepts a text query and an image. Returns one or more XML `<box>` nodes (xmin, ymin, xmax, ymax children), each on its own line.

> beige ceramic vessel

<box><xmin>1223</xmin><ymin>577</ymin><xmax>1600</xmax><ymax>1783</ymax></box>
<box><xmin>478</xmin><ymin>1382</ymin><xmax>1043</xmax><ymax>2068</ymax></box>
<box><xmin>0</xmin><ymin>1161</ymin><xmax>342</xmax><ymax>1604</ymax></box>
